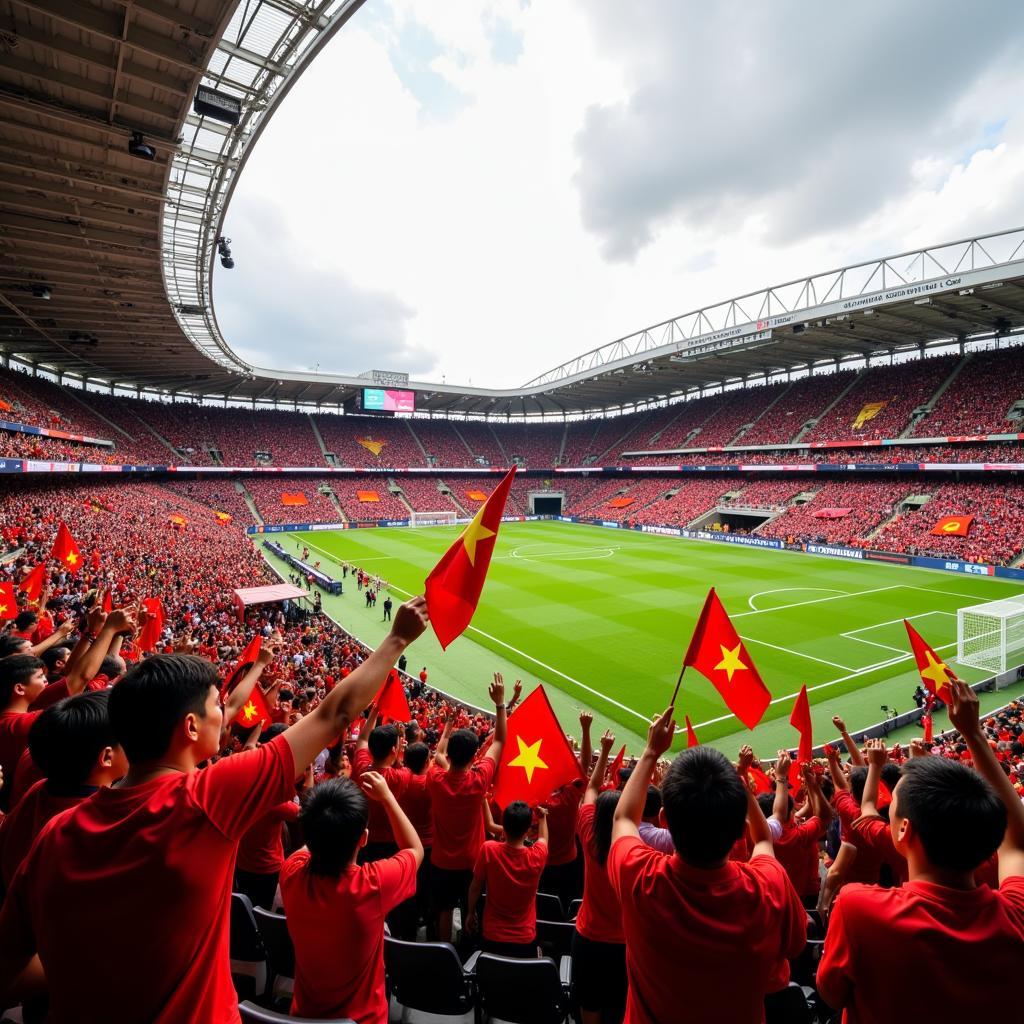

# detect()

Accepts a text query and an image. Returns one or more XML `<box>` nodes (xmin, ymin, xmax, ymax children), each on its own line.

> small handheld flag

<box><xmin>18</xmin><ymin>563</ymin><xmax>46</xmax><ymax>603</ymax></box>
<box><xmin>788</xmin><ymin>685</ymin><xmax>813</xmax><ymax>788</ymax></box>
<box><xmin>425</xmin><ymin>465</ymin><xmax>517</xmax><ymax>649</ymax></box>
<box><xmin>0</xmin><ymin>582</ymin><xmax>16</xmax><ymax>621</ymax></box>
<box><xmin>51</xmin><ymin>522</ymin><xmax>82</xmax><ymax>572</ymax></box>
<box><xmin>606</xmin><ymin>744</ymin><xmax>626</xmax><ymax>786</ymax></box>
<box><xmin>233</xmin><ymin>686</ymin><xmax>272</xmax><ymax>730</ymax></box>
<box><xmin>138</xmin><ymin>598</ymin><xmax>164</xmax><ymax>653</ymax></box>
<box><xmin>904</xmin><ymin>620</ymin><xmax>955</xmax><ymax>705</ymax></box>
<box><xmin>680</xmin><ymin>588</ymin><xmax>771</xmax><ymax>730</ymax></box>
<box><xmin>374</xmin><ymin>670</ymin><xmax>412</xmax><ymax>724</ymax></box>
<box><xmin>685</xmin><ymin>715</ymin><xmax>699</xmax><ymax>748</ymax></box>
<box><xmin>492</xmin><ymin>685</ymin><xmax>582</xmax><ymax>808</ymax></box>
<box><xmin>236</xmin><ymin>635</ymin><xmax>262</xmax><ymax>668</ymax></box>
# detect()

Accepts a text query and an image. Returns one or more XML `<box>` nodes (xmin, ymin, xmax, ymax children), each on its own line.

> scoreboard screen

<box><xmin>362</xmin><ymin>388</ymin><xmax>415</xmax><ymax>413</ymax></box>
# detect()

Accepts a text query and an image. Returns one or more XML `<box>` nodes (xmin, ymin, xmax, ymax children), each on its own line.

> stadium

<box><xmin>0</xmin><ymin>2</ymin><xmax>1022</xmax><ymax>1023</ymax></box>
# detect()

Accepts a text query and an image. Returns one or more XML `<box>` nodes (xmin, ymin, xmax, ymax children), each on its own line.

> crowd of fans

<box><xmin>738</xmin><ymin>371</ymin><xmax>857</xmax><ymax>447</ymax></box>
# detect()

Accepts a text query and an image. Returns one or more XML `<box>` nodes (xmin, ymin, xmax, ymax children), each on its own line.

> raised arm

<box><xmin>67</xmin><ymin>609</ymin><xmax>136</xmax><ymax>696</ymax></box>
<box><xmin>535</xmin><ymin>805</ymin><xmax>549</xmax><ymax>846</ymax></box>
<box><xmin>613</xmin><ymin>707</ymin><xmax>675</xmax><ymax>843</ymax></box>
<box><xmin>949</xmin><ymin>680</ymin><xmax>1024</xmax><ymax>883</ymax></box>
<box><xmin>859</xmin><ymin>739</ymin><xmax>887</xmax><ymax>818</ymax></box>
<box><xmin>361</xmin><ymin>770</ymin><xmax>423</xmax><ymax>865</ymax></box>
<box><xmin>802</xmin><ymin>764</ymin><xmax>832</xmax><ymax>828</ymax></box>
<box><xmin>832</xmin><ymin>715</ymin><xmax>864</xmax><ymax>767</ymax></box>
<box><xmin>585</xmin><ymin>729</ymin><xmax>615</xmax><ymax>806</ymax></box>
<box><xmin>222</xmin><ymin>645</ymin><xmax>276</xmax><ymax>725</ymax></box>
<box><xmin>356</xmin><ymin>703</ymin><xmax>380</xmax><ymax>751</ymax></box>
<box><xmin>60</xmin><ymin>606</ymin><xmax>105</xmax><ymax>678</ymax></box>
<box><xmin>772</xmin><ymin>750</ymin><xmax>792</xmax><ymax>821</ymax></box>
<box><xmin>826</xmin><ymin>744</ymin><xmax>850</xmax><ymax>792</ymax></box>
<box><xmin>482</xmin><ymin>674</ymin><xmax>507</xmax><ymax>764</ymax></box>
<box><xmin>28</xmin><ymin>617</ymin><xmax>75</xmax><ymax>659</ymax></box>
<box><xmin>283</xmin><ymin>597</ymin><xmax>428</xmax><ymax>774</ymax></box>
<box><xmin>578</xmin><ymin>711</ymin><xmax>593</xmax><ymax>779</ymax></box>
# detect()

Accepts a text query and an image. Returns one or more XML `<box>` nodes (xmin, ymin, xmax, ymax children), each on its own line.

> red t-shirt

<box><xmin>608</xmin><ymin>837</ymin><xmax>806</xmax><ymax>1024</ymax></box>
<box><xmin>773</xmin><ymin>816</ymin><xmax>824</xmax><ymax>897</ymax></box>
<box><xmin>818</xmin><ymin>877</ymin><xmax>1024</xmax><ymax>1022</ymax></box>
<box><xmin>544</xmin><ymin>781</ymin><xmax>584</xmax><ymax>866</ymax></box>
<box><xmin>473</xmin><ymin>839</ymin><xmax>548</xmax><ymax>943</ymax></box>
<box><xmin>0</xmin><ymin>779</ymin><xmax>95</xmax><ymax>887</ymax></box>
<box><xmin>352</xmin><ymin>748</ymin><xmax>411</xmax><ymax>845</ymax></box>
<box><xmin>850</xmin><ymin>815</ymin><xmax>908</xmax><ymax>885</ymax></box>
<box><xmin>397</xmin><ymin>773</ymin><xmax>433</xmax><ymax>848</ymax></box>
<box><xmin>575</xmin><ymin>803</ymin><xmax>624</xmax><ymax>944</ymax></box>
<box><xmin>833</xmin><ymin>791</ymin><xmax>883</xmax><ymax>885</ymax></box>
<box><xmin>426</xmin><ymin>759</ymin><xmax>496</xmax><ymax>870</ymax></box>
<box><xmin>0</xmin><ymin>710</ymin><xmax>42</xmax><ymax>811</ymax></box>
<box><xmin>281</xmin><ymin>847</ymin><xmax>418</xmax><ymax>1023</ymax></box>
<box><xmin>237</xmin><ymin>800</ymin><xmax>300</xmax><ymax>874</ymax></box>
<box><xmin>31</xmin><ymin>675</ymin><xmax>110</xmax><ymax>712</ymax></box>
<box><xmin>0</xmin><ymin>735</ymin><xmax>296</xmax><ymax>1024</ymax></box>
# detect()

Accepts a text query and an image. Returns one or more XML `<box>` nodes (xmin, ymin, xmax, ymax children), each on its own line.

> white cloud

<box><xmin>216</xmin><ymin>0</ymin><xmax>1024</xmax><ymax>390</ymax></box>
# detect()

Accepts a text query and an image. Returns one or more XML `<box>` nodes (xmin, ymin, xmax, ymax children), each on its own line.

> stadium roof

<box><xmin>1</xmin><ymin>1</ymin><xmax>1024</xmax><ymax>416</ymax></box>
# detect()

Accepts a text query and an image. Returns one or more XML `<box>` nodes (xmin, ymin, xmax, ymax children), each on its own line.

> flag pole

<box><xmin>670</xmin><ymin>664</ymin><xmax>686</xmax><ymax>708</ymax></box>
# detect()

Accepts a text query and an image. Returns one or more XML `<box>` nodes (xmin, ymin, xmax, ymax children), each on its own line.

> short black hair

<box><xmin>896</xmin><ymin>757</ymin><xmax>1006</xmax><ymax>871</ymax></box>
<box><xmin>301</xmin><ymin>777</ymin><xmax>368</xmax><ymax>875</ymax></box>
<box><xmin>881</xmin><ymin>763</ymin><xmax>902</xmax><ymax>793</ymax></box>
<box><xmin>28</xmin><ymin>690</ymin><xmax>118</xmax><ymax>786</ymax></box>
<box><xmin>0</xmin><ymin>635</ymin><xmax>30</xmax><ymax>659</ymax></box>
<box><xmin>98</xmin><ymin>655</ymin><xmax>124</xmax><ymax>679</ymax></box>
<box><xmin>756</xmin><ymin>792</ymin><xmax>775</xmax><ymax>818</ymax></box>
<box><xmin>259</xmin><ymin>723</ymin><xmax>288</xmax><ymax>744</ymax></box>
<box><xmin>404</xmin><ymin>741</ymin><xmax>429</xmax><ymax>773</ymax></box>
<box><xmin>405</xmin><ymin>721</ymin><xmax>421</xmax><ymax>743</ymax></box>
<box><xmin>592</xmin><ymin>790</ymin><xmax>620</xmax><ymax>866</ymax></box>
<box><xmin>502</xmin><ymin>801</ymin><xmax>532</xmax><ymax>840</ymax></box>
<box><xmin>448</xmin><ymin>728</ymin><xmax>479</xmax><ymax>768</ymax></box>
<box><xmin>368</xmin><ymin>724</ymin><xmax>399</xmax><ymax>760</ymax></box>
<box><xmin>643</xmin><ymin>785</ymin><xmax>663</xmax><ymax>819</ymax></box>
<box><xmin>849</xmin><ymin>766</ymin><xmax>868</xmax><ymax>802</ymax></box>
<box><xmin>40</xmin><ymin>646</ymin><xmax>71</xmax><ymax>673</ymax></box>
<box><xmin>14</xmin><ymin>610</ymin><xmax>37</xmax><ymax>632</ymax></box>
<box><xmin>108</xmin><ymin>654</ymin><xmax>219</xmax><ymax>763</ymax></box>
<box><xmin>661</xmin><ymin>747</ymin><xmax>748</xmax><ymax>866</ymax></box>
<box><xmin>0</xmin><ymin>654</ymin><xmax>46</xmax><ymax>705</ymax></box>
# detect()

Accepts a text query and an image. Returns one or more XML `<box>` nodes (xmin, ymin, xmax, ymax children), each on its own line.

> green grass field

<box><xmin>261</xmin><ymin>522</ymin><xmax>1024</xmax><ymax>757</ymax></box>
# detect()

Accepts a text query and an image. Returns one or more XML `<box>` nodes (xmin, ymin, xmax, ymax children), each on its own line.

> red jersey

<box><xmin>473</xmin><ymin>840</ymin><xmax>548</xmax><ymax>943</ymax></box>
<box><xmin>237</xmin><ymin>800</ymin><xmax>300</xmax><ymax>874</ymax></box>
<box><xmin>0</xmin><ymin>710</ymin><xmax>42</xmax><ymax>811</ymax></box>
<box><xmin>773</xmin><ymin>816</ymin><xmax>824</xmax><ymax>897</ymax></box>
<box><xmin>9</xmin><ymin>745</ymin><xmax>43</xmax><ymax>809</ymax></box>
<box><xmin>281</xmin><ymin>847</ymin><xmax>417</xmax><ymax>1023</ymax></box>
<box><xmin>397</xmin><ymin>773</ymin><xmax>433</xmax><ymax>847</ymax></box>
<box><xmin>608</xmin><ymin>837</ymin><xmax>806</xmax><ymax>1024</ymax></box>
<box><xmin>543</xmin><ymin>781</ymin><xmax>584</xmax><ymax>866</ymax></box>
<box><xmin>0</xmin><ymin>735</ymin><xmax>296</xmax><ymax>1024</ymax></box>
<box><xmin>426</xmin><ymin>759</ymin><xmax>496</xmax><ymax>870</ymax></box>
<box><xmin>819</xmin><ymin>877</ymin><xmax>1024</xmax><ymax>1022</ymax></box>
<box><xmin>31</xmin><ymin>675</ymin><xmax>110</xmax><ymax>712</ymax></box>
<box><xmin>833</xmin><ymin>791</ymin><xmax>883</xmax><ymax>885</ymax></box>
<box><xmin>850</xmin><ymin>815</ymin><xmax>908</xmax><ymax>885</ymax></box>
<box><xmin>575</xmin><ymin>803</ymin><xmax>623</xmax><ymax>944</ymax></box>
<box><xmin>0</xmin><ymin>779</ymin><xmax>95</xmax><ymax>887</ymax></box>
<box><xmin>352</xmin><ymin>748</ymin><xmax>411</xmax><ymax>845</ymax></box>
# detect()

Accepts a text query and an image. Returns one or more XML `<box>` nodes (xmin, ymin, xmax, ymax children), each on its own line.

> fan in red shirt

<box><xmin>391</xmin><ymin>740</ymin><xmax>434</xmax><ymax>940</ymax></box>
<box><xmin>573</xmin><ymin>728</ymin><xmax>627</xmax><ymax>1024</ymax></box>
<box><xmin>466</xmin><ymin>801</ymin><xmax>549</xmax><ymax>957</ymax></box>
<box><xmin>0</xmin><ymin>689</ymin><xmax>126</xmax><ymax>889</ymax></box>
<box><xmin>819</xmin><ymin>684</ymin><xmax>1024</xmax><ymax>1022</ymax></box>
<box><xmin>281</xmin><ymin>770</ymin><xmax>422</xmax><ymax>1024</ymax></box>
<box><xmin>608</xmin><ymin>707</ymin><xmax>806</xmax><ymax>1024</ymax></box>
<box><xmin>426</xmin><ymin>674</ymin><xmax>507</xmax><ymax>943</ymax></box>
<box><xmin>0</xmin><ymin>656</ymin><xmax>49</xmax><ymax>812</ymax></box>
<box><xmin>352</xmin><ymin>704</ymin><xmax>412</xmax><ymax>862</ymax></box>
<box><xmin>0</xmin><ymin>597</ymin><xmax>429</xmax><ymax>1023</ymax></box>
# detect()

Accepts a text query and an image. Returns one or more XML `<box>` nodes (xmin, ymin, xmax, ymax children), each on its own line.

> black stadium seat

<box><xmin>253</xmin><ymin>907</ymin><xmax>295</xmax><ymax>1007</ymax></box>
<box><xmin>473</xmin><ymin>953</ymin><xmax>572</xmax><ymax>1024</ymax></box>
<box><xmin>230</xmin><ymin>893</ymin><xmax>268</xmax><ymax>1001</ymax></box>
<box><xmin>238</xmin><ymin>1000</ymin><xmax>355</xmax><ymax>1024</ymax></box>
<box><xmin>383</xmin><ymin>936</ymin><xmax>477</xmax><ymax>1019</ymax></box>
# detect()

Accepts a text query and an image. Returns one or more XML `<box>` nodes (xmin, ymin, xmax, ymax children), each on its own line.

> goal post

<box><xmin>409</xmin><ymin>510</ymin><xmax>457</xmax><ymax>528</ymax></box>
<box><xmin>957</xmin><ymin>598</ymin><xmax>1024</xmax><ymax>676</ymax></box>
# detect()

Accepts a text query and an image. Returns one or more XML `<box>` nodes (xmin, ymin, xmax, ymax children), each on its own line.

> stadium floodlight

<box><xmin>128</xmin><ymin>131</ymin><xmax>155</xmax><ymax>160</ymax></box>
<box><xmin>957</xmin><ymin>598</ymin><xmax>1024</xmax><ymax>675</ymax></box>
<box><xmin>216</xmin><ymin>236</ymin><xmax>234</xmax><ymax>269</ymax></box>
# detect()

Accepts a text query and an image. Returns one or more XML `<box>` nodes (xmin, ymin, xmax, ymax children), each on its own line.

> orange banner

<box><xmin>357</xmin><ymin>490</ymin><xmax>380</xmax><ymax>502</ymax></box>
<box><xmin>607</xmin><ymin>497</ymin><xmax>635</xmax><ymax>508</ymax></box>
<box><xmin>931</xmin><ymin>515</ymin><xmax>973</xmax><ymax>536</ymax></box>
<box><xmin>465</xmin><ymin>490</ymin><xmax>488</xmax><ymax>501</ymax></box>
<box><xmin>281</xmin><ymin>492</ymin><xmax>308</xmax><ymax>506</ymax></box>
<box><xmin>357</xmin><ymin>438</ymin><xmax>386</xmax><ymax>457</ymax></box>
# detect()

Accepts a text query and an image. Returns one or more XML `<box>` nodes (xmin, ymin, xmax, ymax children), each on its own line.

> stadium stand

<box><xmin>406</xmin><ymin>419</ymin><xmax>475</xmax><ymax>467</ymax></box>
<box><xmin>243</xmin><ymin>478</ymin><xmax>345</xmax><ymax>525</ymax></box>
<box><xmin>630</xmin><ymin>478</ymin><xmax>736</xmax><ymax>527</ymax></box>
<box><xmin>394</xmin><ymin>476</ymin><xmax>462</xmax><ymax>513</ymax></box>
<box><xmin>690</xmin><ymin>380</ymin><xmax>792</xmax><ymax>448</ymax></box>
<box><xmin>739</xmin><ymin>370</ymin><xmax>858</xmax><ymax>446</ymax></box>
<box><xmin>316</xmin><ymin>414</ymin><xmax>424</xmax><ymax>469</ymax></box>
<box><xmin>326</xmin><ymin>477</ymin><xmax>411</xmax><ymax>521</ymax></box>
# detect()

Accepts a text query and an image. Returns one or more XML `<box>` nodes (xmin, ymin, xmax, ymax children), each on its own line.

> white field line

<box><xmin>739</xmin><ymin>634</ymin><xmax>855</xmax><ymax>672</ymax></box>
<box><xmin>297</xmin><ymin>535</ymin><xmax>658</xmax><ymax>729</ymax></box>
<box><xmin>730</xmin><ymin>585</ymin><xmax>903</xmax><ymax>618</ymax></box>
<box><xmin>841</xmin><ymin>610</ymin><xmax>957</xmax><ymax>655</ymax></box>
<box><xmin>747</xmin><ymin>587</ymin><xmax>847</xmax><ymax>611</ymax></box>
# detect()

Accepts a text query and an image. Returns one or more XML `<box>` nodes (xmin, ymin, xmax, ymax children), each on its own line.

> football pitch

<box><xmin>263</xmin><ymin>522</ymin><xmax>1024</xmax><ymax>757</ymax></box>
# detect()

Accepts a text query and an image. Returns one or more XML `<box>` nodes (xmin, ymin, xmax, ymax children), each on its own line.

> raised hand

<box><xmin>737</xmin><ymin>744</ymin><xmax>754</xmax><ymax>773</ymax></box>
<box><xmin>646</xmin><ymin>706</ymin><xmax>676</xmax><ymax>758</ymax></box>
<box><xmin>947</xmin><ymin>679</ymin><xmax>980</xmax><ymax>738</ymax></box>
<box><xmin>909</xmin><ymin>738</ymin><xmax>930</xmax><ymax>758</ymax></box>
<box><xmin>832</xmin><ymin>715</ymin><xmax>846</xmax><ymax>732</ymax></box>
<box><xmin>775</xmin><ymin>750</ymin><xmax>792</xmax><ymax>778</ymax></box>
<box><xmin>864</xmin><ymin>738</ymin><xmax>887</xmax><ymax>766</ymax></box>
<box><xmin>579</xmin><ymin>709</ymin><xmax>593</xmax><ymax>730</ymax></box>
<box><xmin>392</xmin><ymin>596</ymin><xmax>429</xmax><ymax>646</ymax></box>
<box><xmin>489</xmin><ymin>672</ymin><xmax>506</xmax><ymax>708</ymax></box>
<box><xmin>599</xmin><ymin>729</ymin><xmax>615</xmax><ymax>753</ymax></box>
<box><xmin>360</xmin><ymin>770</ymin><xmax>393</xmax><ymax>803</ymax></box>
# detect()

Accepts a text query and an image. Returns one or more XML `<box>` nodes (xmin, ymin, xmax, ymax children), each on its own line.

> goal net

<box><xmin>957</xmin><ymin>598</ymin><xmax>1024</xmax><ymax>675</ymax></box>
<box><xmin>409</xmin><ymin>510</ymin><xmax>457</xmax><ymax>528</ymax></box>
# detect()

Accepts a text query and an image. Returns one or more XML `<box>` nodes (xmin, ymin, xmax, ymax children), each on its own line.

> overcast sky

<box><xmin>215</xmin><ymin>0</ymin><xmax>1024</xmax><ymax>389</ymax></box>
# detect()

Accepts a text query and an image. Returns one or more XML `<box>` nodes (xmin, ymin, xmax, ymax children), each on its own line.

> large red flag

<box><xmin>51</xmin><ymin>522</ymin><xmax>82</xmax><ymax>573</ymax></box>
<box><xmin>236</xmin><ymin>635</ymin><xmax>262</xmax><ymax>667</ymax></box>
<box><xmin>685</xmin><ymin>715</ymin><xmax>700</xmax><ymax>748</ymax></box>
<box><xmin>682</xmin><ymin>588</ymin><xmax>771</xmax><ymax>730</ymax></box>
<box><xmin>18</xmin><ymin>563</ymin><xmax>46</xmax><ymax>603</ymax></box>
<box><xmin>374</xmin><ymin>670</ymin><xmax>411</xmax><ymax>724</ymax></box>
<box><xmin>492</xmin><ymin>685</ymin><xmax>582</xmax><ymax>808</ymax></box>
<box><xmin>931</xmin><ymin>515</ymin><xmax>972</xmax><ymax>537</ymax></box>
<box><xmin>0</xmin><ymin>582</ymin><xmax>16</xmax><ymax>621</ymax></box>
<box><xmin>233</xmin><ymin>686</ymin><xmax>272</xmax><ymax>730</ymax></box>
<box><xmin>138</xmin><ymin>598</ymin><xmax>164</xmax><ymax>653</ymax></box>
<box><xmin>747</xmin><ymin>766</ymin><xmax>774</xmax><ymax>794</ymax></box>
<box><xmin>788</xmin><ymin>684</ymin><xmax>813</xmax><ymax>789</ymax></box>
<box><xmin>904</xmin><ymin>620</ymin><xmax>955</xmax><ymax>705</ymax></box>
<box><xmin>425</xmin><ymin>465</ymin><xmax>517</xmax><ymax>649</ymax></box>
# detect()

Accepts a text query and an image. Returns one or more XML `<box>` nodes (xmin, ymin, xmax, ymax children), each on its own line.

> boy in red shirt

<box><xmin>280</xmin><ymin>771</ymin><xmax>422</xmax><ymax>1024</ymax></box>
<box><xmin>818</xmin><ymin>681</ymin><xmax>1024</xmax><ymax>1022</ymax></box>
<box><xmin>427</xmin><ymin>674</ymin><xmax>507</xmax><ymax>943</ymax></box>
<box><xmin>0</xmin><ymin>655</ymin><xmax>48</xmax><ymax>811</ymax></box>
<box><xmin>352</xmin><ymin>705</ymin><xmax>411</xmax><ymax>862</ymax></box>
<box><xmin>609</xmin><ymin>707</ymin><xmax>806</xmax><ymax>1024</ymax></box>
<box><xmin>466</xmin><ymin>802</ymin><xmax>549</xmax><ymax>957</ymax></box>
<box><xmin>0</xmin><ymin>597</ymin><xmax>429</xmax><ymax>1023</ymax></box>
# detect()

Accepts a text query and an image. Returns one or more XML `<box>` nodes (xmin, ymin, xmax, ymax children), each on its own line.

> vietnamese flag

<box><xmin>606</xmin><ymin>744</ymin><xmax>626</xmax><ymax>787</ymax></box>
<box><xmin>682</xmin><ymin>588</ymin><xmax>771</xmax><ymax>729</ymax></box>
<box><xmin>101</xmin><ymin>590</ymin><xmax>113</xmax><ymax>614</ymax></box>
<box><xmin>788</xmin><ymin>685</ymin><xmax>813</xmax><ymax>788</ymax></box>
<box><xmin>51</xmin><ymin>522</ymin><xmax>82</xmax><ymax>572</ymax></box>
<box><xmin>685</xmin><ymin>715</ymin><xmax>699</xmax><ymax>748</ymax></box>
<box><xmin>374</xmin><ymin>669</ymin><xmax>411</xmax><ymax>724</ymax></box>
<box><xmin>747</xmin><ymin>766</ymin><xmax>774</xmax><ymax>795</ymax></box>
<box><xmin>233</xmin><ymin>686</ymin><xmax>272</xmax><ymax>730</ymax></box>
<box><xmin>492</xmin><ymin>685</ymin><xmax>582</xmax><ymax>808</ymax></box>
<box><xmin>931</xmin><ymin>515</ymin><xmax>972</xmax><ymax>537</ymax></box>
<box><xmin>425</xmin><ymin>465</ymin><xmax>517</xmax><ymax>649</ymax></box>
<box><xmin>138</xmin><ymin>598</ymin><xmax>164</xmax><ymax>653</ymax></box>
<box><xmin>236</xmin><ymin>635</ymin><xmax>262</xmax><ymax>667</ymax></box>
<box><xmin>215</xmin><ymin>511</ymin><xmax>232</xmax><ymax>525</ymax></box>
<box><xmin>904</xmin><ymin>620</ymin><xmax>955</xmax><ymax>705</ymax></box>
<box><xmin>0</xmin><ymin>582</ymin><xmax>16</xmax><ymax>621</ymax></box>
<box><xmin>18</xmin><ymin>563</ymin><xmax>46</xmax><ymax>603</ymax></box>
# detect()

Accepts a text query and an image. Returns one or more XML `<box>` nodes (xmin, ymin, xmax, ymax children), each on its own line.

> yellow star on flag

<box><xmin>242</xmin><ymin>700</ymin><xmax>258</xmax><ymax>723</ymax></box>
<box><xmin>508</xmin><ymin>735</ymin><xmax>548</xmax><ymax>783</ymax></box>
<box><xmin>0</xmin><ymin>605</ymin><xmax>7</xmax><ymax>616</ymax></box>
<box><xmin>65</xmin><ymin>551</ymin><xmax>78</xmax><ymax>566</ymax></box>
<box><xmin>920</xmin><ymin>650</ymin><xmax>950</xmax><ymax>689</ymax></box>
<box><xmin>941</xmin><ymin>520</ymin><xmax>962</xmax><ymax>533</ymax></box>
<box><xmin>460</xmin><ymin>502</ymin><xmax>496</xmax><ymax>567</ymax></box>
<box><xmin>714</xmin><ymin>643</ymin><xmax>747</xmax><ymax>681</ymax></box>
